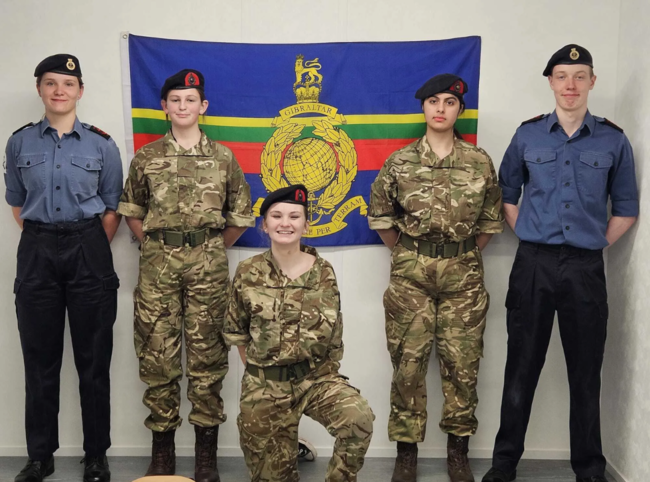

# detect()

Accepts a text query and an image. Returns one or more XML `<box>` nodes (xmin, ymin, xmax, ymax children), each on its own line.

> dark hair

<box><xmin>164</xmin><ymin>88</ymin><xmax>206</xmax><ymax>102</ymax></box>
<box><xmin>36</xmin><ymin>75</ymin><xmax>84</xmax><ymax>88</ymax></box>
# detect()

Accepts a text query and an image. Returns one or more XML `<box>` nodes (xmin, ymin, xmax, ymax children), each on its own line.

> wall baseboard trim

<box><xmin>606</xmin><ymin>461</ymin><xmax>627</xmax><ymax>482</ymax></box>
<box><xmin>0</xmin><ymin>446</ymin><xmax>571</xmax><ymax>459</ymax></box>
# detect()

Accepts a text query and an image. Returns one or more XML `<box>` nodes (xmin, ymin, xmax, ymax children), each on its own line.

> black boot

<box><xmin>145</xmin><ymin>430</ymin><xmax>176</xmax><ymax>476</ymax></box>
<box><xmin>391</xmin><ymin>442</ymin><xmax>417</xmax><ymax>482</ymax></box>
<box><xmin>447</xmin><ymin>435</ymin><xmax>474</xmax><ymax>482</ymax></box>
<box><xmin>82</xmin><ymin>455</ymin><xmax>110</xmax><ymax>482</ymax></box>
<box><xmin>14</xmin><ymin>458</ymin><xmax>54</xmax><ymax>482</ymax></box>
<box><xmin>195</xmin><ymin>425</ymin><xmax>220</xmax><ymax>482</ymax></box>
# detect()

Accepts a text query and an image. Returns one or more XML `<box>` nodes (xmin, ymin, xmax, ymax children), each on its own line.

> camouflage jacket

<box><xmin>368</xmin><ymin>136</ymin><xmax>504</xmax><ymax>242</ymax></box>
<box><xmin>117</xmin><ymin>130</ymin><xmax>255</xmax><ymax>231</ymax></box>
<box><xmin>223</xmin><ymin>246</ymin><xmax>343</xmax><ymax>368</ymax></box>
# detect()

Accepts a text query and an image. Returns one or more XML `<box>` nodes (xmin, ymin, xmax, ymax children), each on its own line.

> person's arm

<box><xmin>223</xmin><ymin>226</ymin><xmax>247</xmax><ymax>248</ymax></box>
<box><xmin>476</xmin><ymin>233</ymin><xmax>493</xmax><ymax>251</ymax></box>
<box><xmin>606</xmin><ymin>216</ymin><xmax>637</xmax><ymax>246</ymax></box>
<box><xmin>11</xmin><ymin>206</ymin><xmax>23</xmax><ymax>229</ymax></box>
<box><xmin>102</xmin><ymin>210</ymin><xmax>121</xmax><ymax>243</ymax></box>
<box><xmin>376</xmin><ymin>228</ymin><xmax>399</xmax><ymax>249</ymax></box>
<box><xmin>475</xmin><ymin>150</ymin><xmax>505</xmax><ymax>247</ymax></box>
<box><xmin>237</xmin><ymin>345</ymin><xmax>247</xmax><ymax>365</ymax></box>
<box><xmin>125</xmin><ymin>216</ymin><xmax>145</xmax><ymax>243</ymax></box>
<box><xmin>503</xmin><ymin>203</ymin><xmax>519</xmax><ymax>232</ymax></box>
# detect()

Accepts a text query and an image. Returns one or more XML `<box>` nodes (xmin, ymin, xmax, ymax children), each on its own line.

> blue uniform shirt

<box><xmin>4</xmin><ymin>117</ymin><xmax>123</xmax><ymax>223</ymax></box>
<box><xmin>499</xmin><ymin>110</ymin><xmax>638</xmax><ymax>250</ymax></box>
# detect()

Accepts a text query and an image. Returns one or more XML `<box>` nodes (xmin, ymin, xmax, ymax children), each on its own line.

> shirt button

<box><xmin>565</xmin><ymin>182</ymin><xmax>570</xmax><ymax>187</ymax></box>
<box><xmin>594</xmin><ymin>162</ymin><xmax>599</xmax><ymax>166</ymax></box>
<box><xmin>57</xmin><ymin>145</ymin><xmax>61</xmax><ymax>149</ymax></box>
<box><xmin>536</xmin><ymin>158</ymin><xmax>541</xmax><ymax>163</ymax></box>
<box><xmin>565</xmin><ymin>160</ymin><xmax>570</xmax><ymax>165</ymax></box>
<box><xmin>56</xmin><ymin>164</ymin><xmax>61</xmax><ymax>169</ymax></box>
<box><xmin>56</xmin><ymin>186</ymin><xmax>61</xmax><ymax>190</ymax></box>
<box><xmin>565</xmin><ymin>225</ymin><xmax>570</xmax><ymax>230</ymax></box>
<box><xmin>86</xmin><ymin>163</ymin><xmax>90</xmax><ymax>168</ymax></box>
<box><xmin>26</xmin><ymin>161</ymin><xmax>31</xmax><ymax>166</ymax></box>
<box><xmin>565</xmin><ymin>204</ymin><xmax>570</xmax><ymax>209</ymax></box>
<box><xmin>56</xmin><ymin>207</ymin><xmax>61</xmax><ymax>212</ymax></box>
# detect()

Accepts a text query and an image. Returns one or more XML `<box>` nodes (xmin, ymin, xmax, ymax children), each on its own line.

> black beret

<box><xmin>415</xmin><ymin>73</ymin><xmax>468</xmax><ymax>104</ymax></box>
<box><xmin>260</xmin><ymin>184</ymin><xmax>309</xmax><ymax>217</ymax></box>
<box><xmin>34</xmin><ymin>54</ymin><xmax>81</xmax><ymax>78</ymax></box>
<box><xmin>160</xmin><ymin>69</ymin><xmax>205</xmax><ymax>99</ymax></box>
<box><xmin>543</xmin><ymin>44</ymin><xmax>593</xmax><ymax>76</ymax></box>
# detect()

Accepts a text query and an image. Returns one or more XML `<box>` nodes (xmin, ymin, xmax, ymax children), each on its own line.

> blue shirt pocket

<box><xmin>578</xmin><ymin>152</ymin><xmax>612</xmax><ymax>196</ymax></box>
<box><xmin>71</xmin><ymin>156</ymin><xmax>101</xmax><ymax>197</ymax></box>
<box><xmin>17</xmin><ymin>154</ymin><xmax>47</xmax><ymax>191</ymax></box>
<box><xmin>523</xmin><ymin>149</ymin><xmax>557</xmax><ymax>190</ymax></box>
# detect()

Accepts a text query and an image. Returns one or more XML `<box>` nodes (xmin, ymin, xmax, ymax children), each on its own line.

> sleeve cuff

<box><xmin>5</xmin><ymin>189</ymin><xmax>26</xmax><ymax>207</ymax></box>
<box><xmin>500</xmin><ymin>185</ymin><xmax>521</xmax><ymax>205</ymax></box>
<box><xmin>368</xmin><ymin>215</ymin><xmax>397</xmax><ymax>230</ymax></box>
<box><xmin>476</xmin><ymin>220</ymin><xmax>505</xmax><ymax>234</ymax></box>
<box><xmin>100</xmin><ymin>192</ymin><xmax>122</xmax><ymax>212</ymax></box>
<box><xmin>226</xmin><ymin>212</ymin><xmax>256</xmax><ymax>227</ymax></box>
<box><xmin>222</xmin><ymin>332</ymin><xmax>252</xmax><ymax>346</ymax></box>
<box><xmin>611</xmin><ymin>199</ymin><xmax>639</xmax><ymax>217</ymax></box>
<box><xmin>117</xmin><ymin>202</ymin><xmax>147</xmax><ymax>219</ymax></box>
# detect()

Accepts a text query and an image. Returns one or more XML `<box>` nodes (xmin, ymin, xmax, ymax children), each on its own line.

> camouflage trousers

<box><xmin>134</xmin><ymin>232</ymin><xmax>229</xmax><ymax>431</ymax></box>
<box><xmin>385</xmin><ymin>243</ymin><xmax>489</xmax><ymax>442</ymax></box>
<box><xmin>238</xmin><ymin>367</ymin><xmax>374</xmax><ymax>482</ymax></box>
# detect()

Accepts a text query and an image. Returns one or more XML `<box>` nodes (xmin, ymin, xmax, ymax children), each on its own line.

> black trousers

<box><xmin>492</xmin><ymin>241</ymin><xmax>607</xmax><ymax>478</ymax></box>
<box><xmin>14</xmin><ymin>217</ymin><xmax>119</xmax><ymax>460</ymax></box>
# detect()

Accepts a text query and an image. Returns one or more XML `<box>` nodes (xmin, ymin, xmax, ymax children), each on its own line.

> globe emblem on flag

<box><xmin>283</xmin><ymin>138</ymin><xmax>337</xmax><ymax>193</ymax></box>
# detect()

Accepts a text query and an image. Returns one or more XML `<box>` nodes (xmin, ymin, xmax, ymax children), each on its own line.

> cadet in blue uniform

<box><xmin>4</xmin><ymin>54</ymin><xmax>123</xmax><ymax>482</ymax></box>
<box><xmin>482</xmin><ymin>45</ymin><xmax>638</xmax><ymax>482</ymax></box>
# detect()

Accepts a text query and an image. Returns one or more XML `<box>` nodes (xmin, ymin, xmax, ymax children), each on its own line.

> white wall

<box><xmin>602</xmin><ymin>0</ymin><xmax>650</xmax><ymax>480</ymax></box>
<box><xmin>0</xmin><ymin>0</ymin><xmax>627</xmax><ymax>462</ymax></box>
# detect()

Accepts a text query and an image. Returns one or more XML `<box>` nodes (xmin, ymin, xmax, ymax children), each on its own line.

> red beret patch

<box><xmin>185</xmin><ymin>72</ymin><xmax>200</xmax><ymax>87</ymax></box>
<box><xmin>295</xmin><ymin>189</ymin><xmax>306</xmax><ymax>202</ymax></box>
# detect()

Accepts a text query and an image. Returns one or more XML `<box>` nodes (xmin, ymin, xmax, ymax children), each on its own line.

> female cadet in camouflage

<box><xmin>368</xmin><ymin>74</ymin><xmax>504</xmax><ymax>482</ymax></box>
<box><xmin>117</xmin><ymin>69</ymin><xmax>255</xmax><ymax>482</ymax></box>
<box><xmin>223</xmin><ymin>184</ymin><xmax>374</xmax><ymax>482</ymax></box>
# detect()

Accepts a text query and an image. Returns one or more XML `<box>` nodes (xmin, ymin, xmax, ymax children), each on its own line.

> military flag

<box><xmin>123</xmin><ymin>34</ymin><xmax>481</xmax><ymax>246</ymax></box>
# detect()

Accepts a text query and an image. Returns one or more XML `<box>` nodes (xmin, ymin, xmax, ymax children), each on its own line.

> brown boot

<box><xmin>195</xmin><ymin>425</ymin><xmax>220</xmax><ymax>482</ymax></box>
<box><xmin>391</xmin><ymin>442</ymin><xmax>417</xmax><ymax>482</ymax></box>
<box><xmin>145</xmin><ymin>430</ymin><xmax>175</xmax><ymax>476</ymax></box>
<box><xmin>447</xmin><ymin>434</ymin><xmax>474</xmax><ymax>482</ymax></box>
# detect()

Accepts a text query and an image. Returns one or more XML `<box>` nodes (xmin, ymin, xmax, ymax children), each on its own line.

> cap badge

<box><xmin>66</xmin><ymin>58</ymin><xmax>76</xmax><ymax>71</ymax></box>
<box><xmin>295</xmin><ymin>189</ymin><xmax>306</xmax><ymax>202</ymax></box>
<box><xmin>185</xmin><ymin>72</ymin><xmax>199</xmax><ymax>87</ymax></box>
<box><xmin>570</xmin><ymin>48</ymin><xmax>580</xmax><ymax>60</ymax></box>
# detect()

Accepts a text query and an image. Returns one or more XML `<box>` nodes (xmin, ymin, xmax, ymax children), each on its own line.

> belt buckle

<box><xmin>435</xmin><ymin>243</ymin><xmax>445</xmax><ymax>258</ymax></box>
<box><xmin>287</xmin><ymin>364</ymin><xmax>297</xmax><ymax>380</ymax></box>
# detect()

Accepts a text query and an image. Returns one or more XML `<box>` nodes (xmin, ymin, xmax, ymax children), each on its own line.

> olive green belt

<box><xmin>246</xmin><ymin>359</ymin><xmax>326</xmax><ymax>382</ymax></box>
<box><xmin>148</xmin><ymin>228</ymin><xmax>219</xmax><ymax>247</ymax></box>
<box><xmin>399</xmin><ymin>233</ymin><xmax>477</xmax><ymax>259</ymax></box>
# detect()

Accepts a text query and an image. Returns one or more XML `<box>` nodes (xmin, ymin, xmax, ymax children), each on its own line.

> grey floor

<box><xmin>0</xmin><ymin>457</ymin><xmax>612</xmax><ymax>481</ymax></box>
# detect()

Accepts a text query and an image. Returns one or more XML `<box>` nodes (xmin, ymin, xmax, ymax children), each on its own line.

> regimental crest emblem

<box><xmin>257</xmin><ymin>55</ymin><xmax>367</xmax><ymax>238</ymax></box>
<box><xmin>570</xmin><ymin>48</ymin><xmax>580</xmax><ymax>60</ymax></box>
<box><xmin>66</xmin><ymin>58</ymin><xmax>76</xmax><ymax>71</ymax></box>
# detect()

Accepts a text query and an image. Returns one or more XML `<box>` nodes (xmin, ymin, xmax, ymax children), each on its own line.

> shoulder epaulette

<box><xmin>520</xmin><ymin>114</ymin><xmax>549</xmax><ymax>126</ymax></box>
<box><xmin>86</xmin><ymin>124</ymin><xmax>111</xmax><ymax>140</ymax></box>
<box><xmin>596</xmin><ymin>117</ymin><xmax>624</xmax><ymax>133</ymax></box>
<box><xmin>12</xmin><ymin>122</ymin><xmax>35</xmax><ymax>135</ymax></box>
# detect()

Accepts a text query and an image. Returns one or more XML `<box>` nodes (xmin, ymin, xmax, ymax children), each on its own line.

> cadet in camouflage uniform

<box><xmin>224</xmin><ymin>185</ymin><xmax>374</xmax><ymax>482</ymax></box>
<box><xmin>368</xmin><ymin>74</ymin><xmax>504</xmax><ymax>482</ymax></box>
<box><xmin>117</xmin><ymin>69</ymin><xmax>255</xmax><ymax>482</ymax></box>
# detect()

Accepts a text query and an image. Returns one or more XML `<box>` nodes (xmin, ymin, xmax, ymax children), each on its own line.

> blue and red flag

<box><xmin>127</xmin><ymin>34</ymin><xmax>482</xmax><ymax>246</ymax></box>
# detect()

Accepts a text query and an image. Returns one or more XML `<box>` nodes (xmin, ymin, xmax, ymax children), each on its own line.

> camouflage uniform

<box><xmin>369</xmin><ymin>135</ymin><xmax>504</xmax><ymax>442</ymax></box>
<box><xmin>117</xmin><ymin>130</ymin><xmax>255</xmax><ymax>431</ymax></box>
<box><xmin>223</xmin><ymin>247</ymin><xmax>374</xmax><ymax>482</ymax></box>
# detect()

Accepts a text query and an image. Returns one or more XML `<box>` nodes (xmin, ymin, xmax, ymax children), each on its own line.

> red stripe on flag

<box><xmin>133</xmin><ymin>135</ymin><xmax>477</xmax><ymax>171</ymax></box>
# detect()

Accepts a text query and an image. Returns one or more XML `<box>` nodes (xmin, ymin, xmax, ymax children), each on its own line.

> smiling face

<box><xmin>262</xmin><ymin>202</ymin><xmax>309</xmax><ymax>247</ymax></box>
<box><xmin>548</xmin><ymin>64</ymin><xmax>596</xmax><ymax>113</ymax></box>
<box><xmin>161</xmin><ymin>88</ymin><xmax>208</xmax><ymax>128</ymax></box>
<box><xmin>422</xmin><ymin>93</ymin><xmax>463</xmax><ymax>134</ymax></box>
<box><xmin>37</xmin><ymin>72</ymin><xmax>83</xmax><ymax>117</ymax></box>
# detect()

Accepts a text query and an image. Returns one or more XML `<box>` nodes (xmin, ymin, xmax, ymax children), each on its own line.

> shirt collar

<box><xmin>547</xmin><ymin>109</ymin><xmax>595</xmax><ymax>136</ymax></box>
<box><xmin>415</xmin><ymin>135</ymin><xmax>461</xmax><ymax>168</ymax></box>
<box><xmin>163</xmin><ymin>129</ymin><xmax>215</xmax><ymax>157</ymax></box>
<box><xmin>39</xmin><ymin>116</ymin><xmax>84</xmax><ymax>139</ymax></box>
<box><xmin>262</xmin><ymin>246</ymin><xmax>322</xmax><ymax>288</ymax></box>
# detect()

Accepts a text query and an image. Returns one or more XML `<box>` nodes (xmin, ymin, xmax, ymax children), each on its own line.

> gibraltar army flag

<box><xmin>124</xmin><ymin>34</ymin><xmax>481</xmax><ymax>246</ymax></box>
